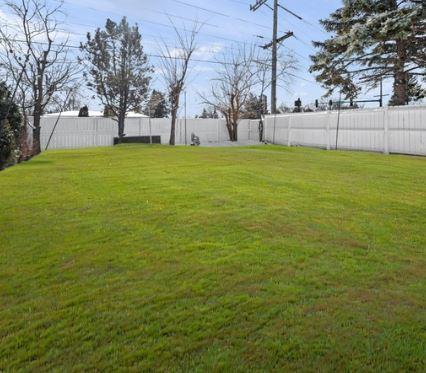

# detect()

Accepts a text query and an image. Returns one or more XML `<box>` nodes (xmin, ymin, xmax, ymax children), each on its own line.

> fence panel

<box><xmin>38</xmin><ymin>106</ymin><xmax>425</xmax><ymax>155</ymax></box>
<box><xmin>40</xmin><ymin>117</ymin><xmax>116</xmax><ymax>149</ymax></box>
<box><xmin>176</xmin><ymin>119</ymin><xmax>225</xmax><ymax>145</ymax></box>
<box><xmin>39</xmin><ymin>116</ymin><xmax>260</xmax><ymax>149</ymax></box>
<box><xmin>387</xmin><ymin>106</ymin><xmax>426</xmax><ymax>155</ymax></box>
<box><xmin>264</xmin><ymin>105</ymin><xmax>426</xmax><ymax>156</ymax></box>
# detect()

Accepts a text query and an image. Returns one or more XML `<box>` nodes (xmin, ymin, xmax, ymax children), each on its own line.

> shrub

<box><xmin>0</xmin><ymin>82</ymin><xmax>23</xmax><ymax>169</ymax></box>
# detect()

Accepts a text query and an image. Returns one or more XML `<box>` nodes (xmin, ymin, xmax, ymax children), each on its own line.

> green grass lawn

<box><xmin>1</xmin><ymin>145</ymin><xmax>425</xmax><ymax>371</ymax></box>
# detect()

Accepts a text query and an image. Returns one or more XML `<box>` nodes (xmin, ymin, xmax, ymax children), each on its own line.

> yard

<box><xmin>0</xmin><ymin>145</ymin><xmax>425</xmax><ymax>371</ymax></box>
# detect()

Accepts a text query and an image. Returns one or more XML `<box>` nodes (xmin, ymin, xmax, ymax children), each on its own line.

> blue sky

<box><xmin>1</xmin><ymin>0</ymin><xmax>391</xmax><ymax>116</ymax></box>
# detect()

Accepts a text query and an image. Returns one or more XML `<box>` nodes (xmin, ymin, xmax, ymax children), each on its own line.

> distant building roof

<box><xmin>43</xmin><ymin>110</ymin><xmax>148</xmax><ymax>118</ymax></box>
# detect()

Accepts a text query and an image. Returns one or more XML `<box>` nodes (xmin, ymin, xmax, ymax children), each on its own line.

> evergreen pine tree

<box><xmin>82</xmin><ymin>17</ymin><xmax>152</xmax><ymax>137</ymax></box>
<box><xmin>310</xmin><ymin>0</ymin><xmax>425</xmax><ymax>105</ymax></box>
<box><xmin>144</xmin><ymin>90</ymin><xmax>170</xmax><ymax>118</ymax></box>
<box><xmin>198</xmin><ymin>107</ymin><xmax>219</xmax><ymax>119</ymax></box>
<box><xmin>241</xmin><ymin>93</ymin><xmax>267</xmax><ymax>119</ymax></box>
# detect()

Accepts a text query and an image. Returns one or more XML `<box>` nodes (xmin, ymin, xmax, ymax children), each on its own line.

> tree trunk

<box><xmin>231</xmin><ymin>121</ymin><xmax>238</xmax><ymax>142</ymax></box>
<box><xmin>170</xmin><ymin>109</ymin><xmax>177</xmax><ymax>145</ymax></box>
<box><xmin>32</xmin><ymin>115</ymin><xmax>41</xmax><ymax>155</ymax></box>
<box><xmin>118</xmin><ymin>114</ymin><xmax>125</xmax><ymax>138</ymax></box>
<box><xmin>225</xmin><ymin>120</ymin><xmax>233</xmax><ymax>142</ymax></box>
<box><xmin>225</xmin><ymin>121</ymin><xmax>238</xmax><ymax>141</ymax></box>
<box><xmin>258</xmin><ymin>118</ymin><xmax>264</xmax><ymax>142</ymax></box>
<box><xmin>390</xmin><ymin>39</ymin><xmax>408</xmax><ymax>106</ymax></box>
<box><xmin>225</xmin><ymin>119</ymin><xmax>237</xmax><ymax>141</ymax></box>
<box><xmin>18</xmin><ymin>118</ymin><xmax>31</xmax><ymax>161</ymax></box>
<box><xmin>169</xmin><ymin>96</ymin><xmax>179</xmax><ymax>145</ymax></box>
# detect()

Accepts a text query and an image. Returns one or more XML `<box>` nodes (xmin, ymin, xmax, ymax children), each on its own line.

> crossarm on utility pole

<box><xmin>250</xmin><ymin>0</ymin><xmax>267</xmax><ymax>12</ymax></box>
<box><xmin>250</xmin><ymin>0</ymin><xmax>296</xmax><ymax>114</ymax></box>
<box><xmin>261</xmin><ymin>31</ymin><xmax>294</xmax><ymax>49</ymax></box>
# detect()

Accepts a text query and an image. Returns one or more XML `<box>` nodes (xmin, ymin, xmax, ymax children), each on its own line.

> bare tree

<box><xmin>0</xmin><ymin>0</ymin><xmax>80</xmax><ymax>154</ymax></box>
<box><xmin>199</xmin><ymin>47</ymin><xmax>298</xmax><ymax>142</ymax></box>
<box><xmin>159</xmin><ymin>22</ymin><xmax>201</xmax><ymax>145</ymax></box>
<box><xmin>200</xmin><ymin>46</ymin><xmax>258</xmax><ymax>142</ymax></box>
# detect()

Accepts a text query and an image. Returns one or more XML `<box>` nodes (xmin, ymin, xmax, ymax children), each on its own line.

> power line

<box><xmin>13</xmin><ymin>17</ymin><xmax>310</xmax><ymax>64</ymax></box>
<box><xmin>172</xmin><ymin>0</ymin><xmax>231</xmax><ymax>18</ymax></box>
<box><xmin>277</xmin><ymin>4</ymin><xmax>302</xmax><ymax>20</ymax></box>
<box><xmin>281</xmin><ymin>45</ymin><xmax>312</xmax><ymax>63</ymax></box>
<box><xmin>35</xmin><ymin>2</ymin><xmax>261</xmax><ymax>47</ymax></box>
<box><xmin>286</xmin><ymin>72</ymin><xmax>316</xmax><ymax>84</ymax></box>
<box><xmin>60</xmin><ymin>4</ymin><xmax>261</xmax><ymax>46</ymax></box>
<box><xmin>59</xmin><ymin>0</ymin><xmax>320</xmax><ymax>52</ymax></box>
<box><xmin>171</xmin><ymin>0</ymin><xmax>274</xmax><ymax>31</ymax></box>
<box><xmin>0</xmin><ymin>36</ymin><xmax>319</xmax><ymax>85</ymax></box>
<box><xmin>282</xmin><ymin>14</ymin><xmax>323</xmax><ymax>45</ymax></box>
<box><xmin>1</xmin><ymin>20</ymin><xmax>315</xmax><ymax>74</ymax></box>
<box><xmin>56</xmin><ymin>0</ymin><xmax>221</xmax><ymax>29</ymax></box>
<box><xmin>0</xmin><ymin>10</ymin><xmax>258</xmax><ymax>49</ymax></box>
<box><xmin>1</xmin><ymin>7</ymin><xmax>280</xmax><ymax>63</ymax></box>
<box><xmin>293</xmin><ymin>35</ymin><xmax>314</xmax><ymax>50</ymax></box>
<box><xmin>131</xmin><ymin>7</ymin><xmax>220</xmax><ymax>29</ymax></box>
<box><xmin>300</xmin><ymin>18</ymin><xmax>328</xmax><ymax>37</ymax></box>
<box><xmin>0</xmin><ymin>37</ymin><xmax>249</xmax><ymax>66</ymax></box>
<box><xmin>226</xmin><ymin>0</ymin><xmax>251</xmax><ymax>5</ymax></box>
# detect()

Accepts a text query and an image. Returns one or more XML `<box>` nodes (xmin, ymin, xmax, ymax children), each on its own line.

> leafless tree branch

<box><xmin>159</xmin><ymin>20</ymin><xmax>201</xmax><ymax>145</ymax></box>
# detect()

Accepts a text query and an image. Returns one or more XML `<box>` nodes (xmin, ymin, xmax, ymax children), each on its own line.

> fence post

<box><xmin>92</xmin><ymin>118</ymin><xmax>97</xmax><ymax>146</ymax></box>
<box><xmin>326</xmin><ymin>112</ymin><xmax>331</xmax><ymax>150</ymax></box>
<box><xmin>181</xmin><ymin>118</ymin><xmax>184</xmax><ymax>145</ymax></box>
<box><xmin>92</xmin><ymin>119</ymin><xmax>95</xmax><ymax>146</ymax></box>
<box><xmin>287</xmin><ymin>116</ymin><xmax>292</xmax><ymax>147</ymax></box>
<box><xmin>383</xmin><ymin>108</ymin><xmax>389</xmax><ymax>154</ymax></box>
<box><xmin>272</xmin><ymin>114</ymin><xmax>277</xmax><ymax>144</ymax></box>
<box><xmin>263</xmin><ymin>116</ymin><xmax>267</xmax><ymax>142</ymax></box>
<box><xmin>217</xmin><ymin>119</ymin><xmax>220</xmax><ymax>143</ymax></box>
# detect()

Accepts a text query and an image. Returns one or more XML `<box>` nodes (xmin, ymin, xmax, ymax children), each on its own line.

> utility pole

<box><xmin>271</xmin><ymin>0</ymin><xmax>278</xmax><ymax>114</ymax></box>
<box><xmin>250</xmin><ymin>0</ymin><xmax>297</xmax><ymax>114</ymax></box>
<box><xmin>184</xmin><ymin>91</ymin><xmax>187</xmax><ymax>146</ymax></box>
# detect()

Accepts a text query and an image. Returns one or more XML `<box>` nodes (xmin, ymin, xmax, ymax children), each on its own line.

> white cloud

<box><xmin>194</xmin><ymin>42</ymin><xmax>223</xmax><ymax>58</ymax></box>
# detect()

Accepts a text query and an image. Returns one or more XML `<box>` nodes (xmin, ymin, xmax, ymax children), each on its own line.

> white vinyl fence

<box><xmin>264</xmin><ymin>105</ymin><xmax>426</xmax><ymax>156</ymax></box>
<box><xmin>39</xmin><ymin>117</ymin><xmax>260</xmax><ymax>150</ymax></box>
<box><xmin>37</xmin><ymin>105</ymin><xmax>425</xmax><ymax>155</ymax></box>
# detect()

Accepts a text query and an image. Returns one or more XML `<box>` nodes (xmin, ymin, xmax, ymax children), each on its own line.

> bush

<box><xmin>0</xmin><ymin>82</ymin><xmax>23</xmax><ymax>169</ymax></box>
